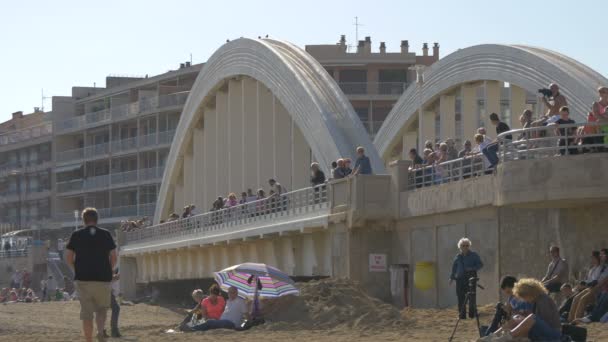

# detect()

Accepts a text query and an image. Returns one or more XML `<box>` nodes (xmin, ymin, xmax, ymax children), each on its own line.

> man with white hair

<box><xmin>450</xmin><ymin>237</ymin><xmax>483</xmax><ymax>319</ymax></box>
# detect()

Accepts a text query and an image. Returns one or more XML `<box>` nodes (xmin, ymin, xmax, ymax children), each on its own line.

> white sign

<box><xmin>369</xmin><ymin>253</ymin><xmax>387</xmax><ymax>272</ymax></box>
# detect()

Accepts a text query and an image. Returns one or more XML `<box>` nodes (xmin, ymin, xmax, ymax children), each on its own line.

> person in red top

<box><xmin>201</xmin><ymin>284</ymin><xmax>225</xmax><ymax>320</ymax></box>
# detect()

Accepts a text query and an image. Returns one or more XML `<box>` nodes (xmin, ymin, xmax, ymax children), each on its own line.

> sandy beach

<box><xmin>1</xmin><ymin>279</ymin><xmax>606</xmax><ymax>341</ymax></box>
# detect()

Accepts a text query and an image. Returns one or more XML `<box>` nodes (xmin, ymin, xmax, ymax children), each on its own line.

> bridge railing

<box><xmin>125</xmin><ymin>184</ymin><xmax>329</xmax><ymax>244</ymax></box>
<box><xmin>407</xmin><ymin>122</ymin><xmax>608</xmax><ymax>190</ymax></box>
<box><xmin>0</xmin><ymin>247</ymin><xmax>29</xmax><ymax>258</ymax></box>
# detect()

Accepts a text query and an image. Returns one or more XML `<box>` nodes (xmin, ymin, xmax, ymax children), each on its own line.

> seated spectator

<box><xmin>343</xmin><ymin>158</ymin><xmax>353</xmax><ymax>176</ymax></box>
<box><xmin>531</xmin><ymin>83</ymin><xmax>568</xmax><ymax>127</ymax></box>
<box><xmin>8</xmin><ymin>289</ymin><xmax>18</xmax><ymax>302</ymax></box>
<box><xmin>559</xmin><ymin>283</ymin><xmax>575</xmax><ymax>321</ymax></box>
<box><xmin>576</xmin><ymin>288</ymin><xmax>608</xmax><ymax>324</ymax></box>
<box><xmin>0</xmin><ymin>288</ymin><xmax>8</xmax><ymax>302</ymax></box>
<box><xmin>552</xmin><ymin>106</ymin><xmax>577</xmax><ymax>155</ymax></box>
<box><xmin>486</xmin><ymin>278</ymin><xmax>561</xmax><ymax>342</ymax></box>
<box><xmin>541</xmin><ymin>246</ymin><xmax>569</xmax><ymax>294</ymax></box>
<box><xmin>517</xmin><ymin>109</ymin><xmax>533</xmax><ymax>141</ymax></box>
<box><xmin>352</xmin><ymin>146</ymin><xmax>372</xmax><ymax>175</ymax></box>
<box><xmin>481</xmin><ymin>113</ymin><xmax>511</xmax><ymax>169</ymax></box>
<box><xmin>592</xmin><ymin>86</ymin><xmax>608</xmax><ymax>146</ymax></box>
<box><xmin>200</xmin><ymin>284</ymin><xmax>225</xmax><ymax>321</ymax></box>
<box><xmin>485</xmin><ymin>276</ymin><xmax>533</xmax><ymax>336</ymax></box>
<box><xmin>576</xmin><ymin>250</ymin><xmax>603</xmax><ymax>291</ymax></box>
<box><xmin>333</xmin><ymin>159</ymin><xmax>348</xmax><ymax>179</ymax></box>
<box><xmin>179</xmin><ymin>289</ymin><xmax>206</xmax><ymax>331</ymax></box>
<box><xmin>310</xmin><ymin>162</ymin><xmax>326</xmax><ymax>187</ymax></box>
<box><xmin>568</xmin><ymin>248</ymin><xmax>608</xmax><ymax>322</ymax></box>
<box><xmin>445</xmin><ymin>139</ymin><xmax>458</xmax><ymax>161</ymax></box>
<box><xmin>225</xmin><ymin>193</ymin><xmax>238</xmax><ymax>207</ymax></box>
<box><xmin>190</xmin><ymin>286</ymin><xmax>249</xmax><ymax>332</ymax></box>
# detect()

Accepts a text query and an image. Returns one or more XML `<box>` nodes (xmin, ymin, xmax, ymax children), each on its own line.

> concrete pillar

<box><xmin>301</xmin><ymin>234</ymin><xmax>318</xmax><ymax>276</ymax></box>
<box><xmin>243</xmin><ymin>79</ymin><xmax>259</xmax><ymax>191</ymax></box>
<box><xmin>183</xmin><ymin>145</ymin><xmax>194</xmax><ymax>207</ymax></box>
<box><xmin>203</xmin><ymin>108</ymin><xmax>217</xmax><ymax>212</ymax></box>
<box><xmin>193</xmin><ymin>123</ymin><xmax>204</xmax><ymax>213</ymax></box>
<box><xmin>258</xmin><ymin>86</ymin><xmax>274</xmax><ymax>188</ymax></box>
<box><xmin>510</xmin><ymin>85</ymin><xmax>527</xmax><ymax>129</ymax></box>
<box><xmin>402</xmin><ymin>131</ymin><xmax>418</xmax><ymax>159</ymax></box>
<box><xmin>186</xmin><ymin>249</ymin><xmax>195</xmax><ymax>279</ymax></box>
<box><xmin>247</xmin><ymin>242</ymin><xmax>259</xmax><ymax>263</ymax></box>
<box><xmin>439</xmin><ymin>95</ymin><xmax>456</xmax><ymax>141</ymax></box>
<box><xmin>280</xmin><ymin>237</ymin><xmax>296</xmax><ymax>276</ymax></box>
<box><xmin>485</xmin><ymin>81</ymin><xmax>501</xmax><ymax>132</ymax></box>
<box><xmin>173</xmin><ymin>180</ymin><xmax>184</xmax><ymax>215</ymax></box>
<box><xmin>262</xmin><ymin>240</ymin><xmax>277</xmax><ymax>267</ymax></box>
<box><xmin>219</xmin><ymin>246</ymin><xmax>230</xmax><ymax>270</ymax></box>
<box><xmin>216</xmin><ymin>90</ymin><xmax>229</xmax><ymax>201</ymax></box>
<box><xmin>176</xmin><ymin>250</ymin><xmax>184</xmax><ymax>279</ymax></box>
<box><xmin>232</xmin><ymin>244</ymin><xmax>244</xmax><ymax>265</ymax></box>
<box><xmin>274</xmin><ymin>100</ymin><xmax>292</xmax><ymax>189</ymax></box>
<box><xmin>157</xmin><ymin>252</ymin><xmax>164</xmax><ymax>281</ymax></box>
<box><xmin>204</xmin><ymin>247</ymin><xmax>215</xmax><ymax>278</ymax></box>
<box><xmin>149</xmin><ymin>254</ymin><xmax>157</xmax><ymax>281</ymax></box>
<box><xmin>462</xmin><ymin>85</ymin><xmax>478</xmax><ymax>141</ymax></box>
<box><xmin>228</xmin><ymin>79</ymin><xmax>244</xmax><ymax>193</ymax></box>
<box><xmin>140</xmin><ymin>254</ymin><xmax>148</xmax><ymax>282</ymax></box>
<box><xmin>166</xmin><ymin>252</ymin><xmax>175</xmax><ymax>279</ymax></box>
<box><xmin>197</xmin><ymin>248</ymin><xmax>207</xmax><ymax>278</ymax></box>
<box><xmin>420</xmin><ymin>110</ymin><xmax>436</xmax><ymax>150</ymax></box>
<box><xmin>313</xmin><ymin>233</ymin><xmax>331</xmax><ymax>276</ymax></box>
<box><xmin>119</xmin><ymin>256</ymin><xmax>137</xmax><ymax>300</ymax></box>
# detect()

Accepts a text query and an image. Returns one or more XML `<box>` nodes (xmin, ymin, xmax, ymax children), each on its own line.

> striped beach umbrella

<box><xmin>213</xmin><ymin>263</ymin><xmax>299</xmax><ymax>298</ymax></box>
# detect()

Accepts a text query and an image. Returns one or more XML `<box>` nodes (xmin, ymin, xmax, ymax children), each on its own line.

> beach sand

<box><xmin>1</xmin><ymin>279</ymin><xmax>606</xmax><ymax>341</ymax></box>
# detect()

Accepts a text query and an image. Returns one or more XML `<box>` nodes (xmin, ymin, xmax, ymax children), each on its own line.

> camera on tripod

<box><xmin>538</xmin><ymin>88</ymin><xmax>553</xmax><ymax>98</ymax></box>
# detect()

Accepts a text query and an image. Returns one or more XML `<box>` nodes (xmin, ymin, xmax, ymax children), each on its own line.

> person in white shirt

<box><xmin>471</xmin><ymin>133</ymin><xmax>492</xmax><ymax>171</ymax></box>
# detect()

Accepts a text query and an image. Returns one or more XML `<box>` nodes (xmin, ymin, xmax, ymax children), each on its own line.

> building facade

<box><xmin>50</xmin><ymin>63</ymin><xmax>203</xmax><ymax>228</ymax></box>
<box><xmin>0</xmin><ymin>110</ymin><xmax>53</xmax><ymax>233</ymax></box>
<box><xmin>306</xmin><ymin>35</ymin><xmax>439</xmax><ymax>137</ymax></box>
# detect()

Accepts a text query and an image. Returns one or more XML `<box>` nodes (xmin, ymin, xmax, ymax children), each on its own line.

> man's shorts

<box><xmin>75</xmin><ymin>281</ymin><xmax>111</xmax><ymax>320</ymax></box>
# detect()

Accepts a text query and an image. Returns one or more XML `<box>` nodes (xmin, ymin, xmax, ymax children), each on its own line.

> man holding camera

<box><xmin>450</xmin><ymin>238</ymin><xmax>484</xmax><ymax>319</ymax></box>
<box><xmin>532</xmin><ymin>83</ymin><xmax>568</xmax><ymax>126</ymax></box>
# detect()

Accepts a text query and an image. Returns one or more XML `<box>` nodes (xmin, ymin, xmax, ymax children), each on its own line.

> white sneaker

<box><xmin>579</xmin><ymin>316</ymin><xmax>592</xmax><ymax>323</ymax></box>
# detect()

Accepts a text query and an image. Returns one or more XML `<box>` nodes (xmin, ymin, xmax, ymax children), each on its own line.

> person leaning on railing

<box><xmin>592</xmin><ymin>86</ymin><xmax>608</xmax><ymax>146</ymax></box>
<box><xmin>550</xmin><ymin>106</ymin><xmax>577</xmax><ymax>156</ymax></box>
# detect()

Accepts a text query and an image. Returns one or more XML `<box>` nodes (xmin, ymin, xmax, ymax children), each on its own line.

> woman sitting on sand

<box><xmin>201</xmin><ymin>284</ymin><xmax>225</xmax><ymax>320</ymax></box>
<box><xmin>480</xmin><ymin>278</ymin><xmax>561</xmax><ymax>342</ymax></box>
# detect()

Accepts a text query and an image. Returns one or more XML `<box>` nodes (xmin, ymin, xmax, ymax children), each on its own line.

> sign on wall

<box><xmin>369</xmin><ymin>253</ymin><xmax>387</xmax><ymax>272</ymax></box>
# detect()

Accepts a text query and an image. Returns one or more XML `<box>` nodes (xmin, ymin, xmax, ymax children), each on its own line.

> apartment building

<box><xmin>51</xmin><ymin>63</ymin><xmax>203</xmax><ymax>228</ymax></box>
<box><xmin>0</xmin><ymin>110</ymin><xmax>53</xmax><ymax>231</ymax></box>
<box><xmin>305</xmin><ymin>35</ymin><xmax>439</xmax><ymax>137</ymax></box>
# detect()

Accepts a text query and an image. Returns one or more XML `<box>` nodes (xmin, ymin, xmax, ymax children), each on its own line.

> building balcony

<box><xmin>84</xmin><ymin>143</ymin><xmax>110</xmax><ymax>158</ymax></box>
<box><xmin>111</xmin><ymin>137</ymin><xmax>138</xmax><ymax>154</ymax></box>
<box><xmin>338</xmin><ymin>82</ymin><xmax>407</xmax><ymax>98</ymax></box>
<box><xmin>83</xmin><ymin>174</ymin><xmax>110</xmax><ymax>191</ymax></box>
<box><xmin>56</xmin><ymin>166</ymin><xmax>164</xmax><ymax>195</ymax></box>
<box><xmin>56</xmin><ymin>147</ymin><xmax>84</xmax><ymax>164</ymax></box>
<box><xmin>55</xmin><ymin>92</ymin><xmax>189</xmax><ymax>134</ymax></box>
<box><xmin>57</xmin><ymin>179</ymin><xmax>84</xmax><ymax>193</ymax></box>
<box><xmin>110</xmin><ymin>169</ymin><xmax>138</xmax><ymax>186</ymax></box>
<box><xmin>138</xmin><ymin>167</ymin><xmax>163</xmax><ymax>182</ymax></box>
<box><xmin>24</xmin><ymin>188</ymin><xmax>51</xmax><ymax>201</ymax></box>
<box><xmin>0</xmin><ymin>122</ymin><xmax>52</xmax><ymax>149</ymax></box>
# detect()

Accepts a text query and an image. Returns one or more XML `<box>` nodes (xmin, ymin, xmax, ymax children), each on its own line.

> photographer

<box><xmin>531</xmin><ymin>83</ymin><xmax>568</xmax><ymax>128</ymax></box>
<box><xmin>449</xmin><ymin>238</ymin><xmax>483</xmax><ymax>319</ymax></box>
<box><xmin>484</xmin><ymin>276</ymin><xmax>533</xmax><ymax>336</ymax></box>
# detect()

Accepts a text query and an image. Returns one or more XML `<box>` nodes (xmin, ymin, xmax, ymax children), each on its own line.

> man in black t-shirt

<box><xmin>65</xmin><ymin>208</ymin><xmax>117</xmax><ymax>342</ymax></box>
<box><xmin>553</xmin><ymin>106</ymin><xmax>577</xmax><ymax>156</ymax></box>
<box><xmin>482</xmin><ymin>113</ymin><xmax>512</xmax><ymax>169</ymax></box>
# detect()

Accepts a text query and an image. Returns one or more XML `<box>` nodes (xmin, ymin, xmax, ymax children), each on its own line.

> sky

<box><xmin>0</xmin><ymin>0</ymin><xmax>605</xmax><ymax>121</ymax></box>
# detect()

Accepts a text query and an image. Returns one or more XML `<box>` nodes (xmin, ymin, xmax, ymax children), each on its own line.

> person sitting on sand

<box><xmin>190</xmin><ymin>286</ymin><xmax>249</xmax><ymax>332</ymax></box>
<box><xmin>484</xmin><ymin>276</ymin><xmax>533</xmax><ymax>336</ymax></box>
<box><xmin>178</xmin><ymin>289</ymin><xmax>206</xmax><ymax>330</ymax></box>
<box><xmin>200</xmin><ymin>284</ymin><xmax>225</xmax><ymax>320</ymax></box>
<box><xmin>480</xmin><ymin>278</ymin><xmax>561</xmax><ymax>342</ymax></box>
<box><xmin>0</xmin><ymin>288</ymin><xmax>8</xmax><ymax>302</ymax></box>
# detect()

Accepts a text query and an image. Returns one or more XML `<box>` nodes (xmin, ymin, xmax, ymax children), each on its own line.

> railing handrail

<box><xmin>407</xmin><ymin>122</ymin><xmax>608</xmax><ymax>190</ymax></box>
<box><xmin>125</xmin><ymin>184</ymin><xmax>329</xmax><ymax>244</ymax></box>
<box><xmin>0</xmin><ymin>122</ymin><xmax>53</xmax><ymax>146</ymax></box>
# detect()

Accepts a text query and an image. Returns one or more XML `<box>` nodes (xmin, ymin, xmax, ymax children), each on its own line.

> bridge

<box><xmin>118</xmin><ymin>38</ymin><xmax>608</xmax><ymax>308</ymax></box>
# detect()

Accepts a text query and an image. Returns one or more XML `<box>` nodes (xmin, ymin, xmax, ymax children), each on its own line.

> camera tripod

<box><xmin>448</xmin><ymin>277</ymin><xmax>484</xmax><ymax>342</ymax></box>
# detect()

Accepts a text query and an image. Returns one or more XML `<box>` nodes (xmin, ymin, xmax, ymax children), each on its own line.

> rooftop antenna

<box><xmin>41</xmin><ymin>89</ymin><xmax>51</xmax><ymax>112</ymax></box>
<box><xmin>353</xmin><ymin>16</ymin><xmax>364</xmax><ymax>43</ymax></box>
<box><xmin>190</xmin><ymin>53</ymin><xmax>193</xmax><ymax>65</ymax></box>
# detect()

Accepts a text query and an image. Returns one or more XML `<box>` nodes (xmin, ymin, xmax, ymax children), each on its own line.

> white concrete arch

<box><xmin>155</xmin><ymin>38</ymin><xmax>384</xmax><ymax>223</ymax></box>
<box><xmin>374</xmin><ymin>44</ymin><xmax>608</xmax><ymax>158</ymax></box>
